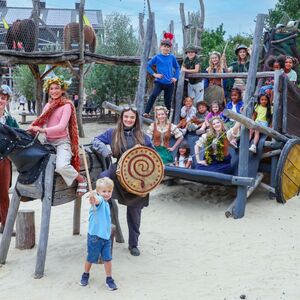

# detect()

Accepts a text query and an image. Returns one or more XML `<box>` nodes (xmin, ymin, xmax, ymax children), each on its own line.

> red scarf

<box><xmin>31</xmin><ymin>97</ymin><xmax>80</xmax><ymax>172</ymax></box>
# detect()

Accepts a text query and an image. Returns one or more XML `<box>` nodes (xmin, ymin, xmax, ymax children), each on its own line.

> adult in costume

<box><xmin>228</xmin><ymin>44</ymin><xmax>251</xmax><ymax>95</ymax></box>
<box><xmin>147</xmin><ymin>106</ymin><xmax>183</xmax><ymax>164</ymax></box>
<box><xmin>194</xmin><ymin>117</ymin><xmax>232</xmax><ymax>174</ymax></box>
<box><xmin>0</xmin><ymin>85</ymin><xmax>18</xmax><ymax>234</ymax></box>
<box><xmin>28</xmin><ymin>77</ymin><xmax>87</xmax><ymax>195</ymax></box>
<box><xmin>92</xmin><ymin>106</ymin><xmax>153</xmax><ymax>256</ymax></box>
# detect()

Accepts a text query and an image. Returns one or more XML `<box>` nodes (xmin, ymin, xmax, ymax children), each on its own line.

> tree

<box><xmin>268</xmin><ymin>0</ymin><xmax>300</xmax><ymax>27</ymax></box>
<box><xmin>13</xmin><ymin>65</ymin><xmax>72</xmax><ymax>105</ymax></box>
<box><xmin>84</xmin><ymin>13</ymin><xmax>139</xmax><ymax>105</ymax></box>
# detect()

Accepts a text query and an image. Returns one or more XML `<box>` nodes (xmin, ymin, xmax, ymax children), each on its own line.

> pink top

<box><xmin>205</xmin><ymin>111</ymin><xmax>221</xmax><ymax>121</ymax></box>
<box><xmin>43</xmin><ymin>102</ymin><xmax>72</xmax><ymax>141</ymax></box>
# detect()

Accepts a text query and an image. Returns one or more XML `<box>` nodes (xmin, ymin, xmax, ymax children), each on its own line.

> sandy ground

<box><xmin>1</xmin><ymin>111</ymin><xmax>300</xmax><ymax>300</ymax></box>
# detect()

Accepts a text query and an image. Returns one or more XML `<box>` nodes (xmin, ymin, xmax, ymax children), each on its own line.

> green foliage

<box><xmin>84</xmin><ymin>13</ymin><xmax>139</xmax><ymax>105</ymax></box>
<box><xmin>13</xmin><ymin>65</ymin><xmax>72</xmax><ymax>100</ymax></box>
<box><xmin>13</xmin><ymin>66</ymin><xmax>35</xmax><ymax>100</ymax></box>
<box><xmin>267</xmin><ymin>0</ymin><xmax>300</xmax><ymax>27</ymax></box>
<box><xmin>200</xmin><ymin>24</ymin><xmax>252</xmax><ymax>70</ymax></box>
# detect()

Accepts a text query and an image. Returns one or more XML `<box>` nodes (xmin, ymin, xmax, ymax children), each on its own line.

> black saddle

<box><xmin>0</xmin><ymin>124</ymin><xmax>55</xmax><ymax>184</ymax></box>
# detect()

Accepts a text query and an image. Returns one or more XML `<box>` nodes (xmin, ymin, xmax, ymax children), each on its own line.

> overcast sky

<box><xmin>8</xmin><ymin>0</ymin><xmax>278</xmax><ymax>47</ymax></box>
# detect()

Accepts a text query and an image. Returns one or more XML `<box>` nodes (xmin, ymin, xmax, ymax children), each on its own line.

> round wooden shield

<box><xmin>275</xmin><ymin>139</ymin><xmax>300</xmax><ymax>203</ymax></box>
<box><xmin>116</xmin><ymin>145</ymin><xmax>164</xmax><ymax>197</ymax></box>
<box><xmin>204</xmin><ymin>85</ymin><xmax>225</xmax><ymax>107</ymax></box>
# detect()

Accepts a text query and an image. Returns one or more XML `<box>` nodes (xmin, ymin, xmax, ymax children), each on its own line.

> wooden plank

<box><xmin>223</xmin><ymin>110</ymin><xmax>289</xmax><ymax>143</ymax></box>
<box><xmin>286</xmin><ymin>144</ymin><xmax>300</xmax><ymax>167</ymax></box>
<box><xmin>282</xmin><ymin>173</ymin><xmax>299</xmax><ymax>200</ymax></box>
<box><xmin>283</xmin><ymin>159</ymin><xmax>300</xmax><ymax>188</ymax></box>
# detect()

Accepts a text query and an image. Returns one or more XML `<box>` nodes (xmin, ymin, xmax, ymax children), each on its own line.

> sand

<box><xmin>1</xmin><ymin>113</ymin><xmax>300</xmax><ymax>300</ymax></box>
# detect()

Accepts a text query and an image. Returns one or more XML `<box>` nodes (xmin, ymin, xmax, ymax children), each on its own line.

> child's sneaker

<box><xmin>80</xmin><ymin>272</ymin><xmax>89</xmax><ymax>286</ymax></box>
<box><xmin>249</xmin><ymin>144</ymin><xmax>257</xmax><ymax>154</ymax></box>
<box><xmin>106</xmin><ymin>277</ymin><xmax>118</xmax><ymax>291</ymax></box>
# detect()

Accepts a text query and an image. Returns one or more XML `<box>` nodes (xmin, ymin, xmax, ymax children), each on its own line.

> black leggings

<box><xmin>145</xmin><ymin>82</ymin><xmax>174</xmax><ymax>114</ymax></box>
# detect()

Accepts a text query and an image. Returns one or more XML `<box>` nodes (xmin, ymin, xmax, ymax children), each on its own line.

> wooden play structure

<box><xmin>0</xmin><ymin>0</ymin><xmax>299</xmax><ymax>279</ymax></box>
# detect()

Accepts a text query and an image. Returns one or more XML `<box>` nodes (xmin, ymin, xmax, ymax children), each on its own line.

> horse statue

<box><xmin>5</xmin><ymin>19</ymin><xmax>36</xmax><ymax>52</ymax></box>
<box><xmin>0</xmin><ymin>124</ymin><xmax>123</xmax><ymax>278</ymax></box>
<box><xmin>63</xmin><ymin>22</ymin><xmax>97</xmax><ymax>53</ymax></box>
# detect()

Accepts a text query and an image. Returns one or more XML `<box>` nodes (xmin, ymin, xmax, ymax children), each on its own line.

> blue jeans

<box><xmin>87</xmin><ymin>234</ymin><xmax>112</xmax><ymax>263</ymax></box>
<box><xmin>145</xmin><ymin>82</ymin><xmax>174</xmax><ymax>114</ymax></box>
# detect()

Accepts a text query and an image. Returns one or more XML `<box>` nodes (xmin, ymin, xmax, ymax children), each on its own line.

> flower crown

<box><xmin>43</xmin><ymin>76</ymin><xmax>69</xmax><ymax>92</ymax></box>
<box><xmin>154</xmin><ymin>105</ymin><xmax>169</xmax><ymax>115</ymax></box>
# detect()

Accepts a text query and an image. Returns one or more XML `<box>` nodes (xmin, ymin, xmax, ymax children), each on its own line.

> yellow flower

<box><xmin>43</xmin><ymin>77</ymin><xmax>69</xmax><ymax>92</ymax></box>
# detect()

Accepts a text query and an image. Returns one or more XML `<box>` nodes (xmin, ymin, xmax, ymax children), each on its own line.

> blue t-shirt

<box><xmin>88</xmin><ymin>194</ymin><xmax>111</xmax><ymax>240</ymax></box>
<box><xmin>147</xmin><ymin>53</ymin><xmax>180</xmax><ymax>85</ymax></box>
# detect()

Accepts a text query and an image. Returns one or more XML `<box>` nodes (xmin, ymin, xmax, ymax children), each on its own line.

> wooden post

<box><xmin>173</xmin><ymin>71</ymin><xmax>185</xmax><ymax>124</ymax></box>
<box><xmin>34</xmin><ymin>154</ymin><xmax>55</xmax><ymax>279</ymax></box>
<box><xmin>0</xmin><ymin>190</ymin><xmax>21</xmax><ymax>264</ymax></box>
<box><xmin>31</xmin><ymin>0</ymin><xmax>40</xmax><ymax>51</ymax></box>
<box><xmin>77</xmin><ymin>0</ymin><xmax>85</xmax><ymax>138</ymax></box>
<box><xmin>197</xmin><ymin>0</ymin><xmax>205</xmax><ymax>49</ymax></box>
<box><xmin>135</xmin><ymin>13</ymin><xmax>154</xmax><ymax>121</ymax></box>
<box><xmin>270</xmin><ymin>70</ymin><xmax>282</xmax><ymax>195</ymax></box>
<box><xmin>233</xmin><ymin>14</ymin><xmax>266</xmax><ymax>219</ymax></box>
<box><xmin>110</xmin><ymin>199</ymin><xmax>124</xmax><ymax>243</ymax></box>
<box><xmin>16</xmin><ymin>210</ymin><xmax>35</xmax><ymax>250</ymax></box>
<box><xmin>73</xmin><ymin>197</ymin><xmax>81</xmax><ymax>235</ymax></box>
<box><xmin>179</xmin><ymin>3</ymin><xmax>188</xmax><ymax>50</ymax></box>
<box><xmin>281</xmin><ymin>75</ymin><xmax>288</xmax><ymax>133</ymax></box>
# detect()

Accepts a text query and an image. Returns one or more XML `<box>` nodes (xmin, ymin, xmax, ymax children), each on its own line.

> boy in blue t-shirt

<box><xmin>144</xmin><ymin>33</ymin><xmax>180</xmax><ymax>117</ymax></box>
<box><xmin>80</xmin><ymin>177</ymin><xmax>117</xmax><ymax>291</ymax></box>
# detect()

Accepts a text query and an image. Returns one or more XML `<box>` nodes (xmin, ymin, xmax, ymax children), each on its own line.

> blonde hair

<box><xmin>154</xmin><ymin>105</ymin><xmax>170</xmax><ymax>125</ymax></box>
<box><xmin>96</xmin><ymin>177</ymin><xmax>114</xmax><ymax>191</ymax></box>
<box><xmin>208</xmin><ymin>116</ymin><xmax>225</xmax><ymax>135</ymax></box>
<box><xmin>207</xmin><ymin>51</ymin><xmax>223</xmax><ymax>73</ymax></box>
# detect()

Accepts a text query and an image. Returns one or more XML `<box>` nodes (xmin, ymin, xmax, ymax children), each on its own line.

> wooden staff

<box><xmin>81</xmin><ymin>145</ymin><xmax>96</xmax><ymax>211</ymax></box>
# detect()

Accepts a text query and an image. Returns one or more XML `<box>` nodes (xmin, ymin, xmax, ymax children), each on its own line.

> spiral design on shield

<box><xmin>127</xmin><ymin>153</ymin><xmax>155</xmax><ymax>188</ymax></box>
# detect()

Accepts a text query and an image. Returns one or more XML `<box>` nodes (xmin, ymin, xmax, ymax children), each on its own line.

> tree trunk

<box><xmin>29</xmin><ymin>64</ymin><xmax>43</xmax><ymax>115</ymax></box>
<box><xmin>180</xmin><ymin>3</ymin><xmax>188</xmax><ymax>50</ymax></box>
<box><xmin>15</xmin><ymin>209</ymin><xmax>35</xmax><ymax>250</ymax></box>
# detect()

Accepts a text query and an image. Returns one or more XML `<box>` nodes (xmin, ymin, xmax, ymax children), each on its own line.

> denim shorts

<box><xmin>257</xmin><ymin>120</ymin><xmax>268</xmax><ymax>127</ymax></box>
<box><xmin>87</xmin><ymin>234</ymin><xmax>112</xmax><ymax>263</ymax></box>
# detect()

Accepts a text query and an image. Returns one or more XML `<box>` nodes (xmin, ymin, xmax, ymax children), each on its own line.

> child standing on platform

<box><xmin>181</xmin><ymin>44</ymin><xmax>204</xmax><ymax>103</ymax></box>
<box><xmin>144</xmin><ymin>33</ymin><xmax>180</xmax><ymax>117</ymax></box>
<box><xmin>80</xmin><ymin>177</ymin><xmax>118</xmax><ymax>291</ymax></box>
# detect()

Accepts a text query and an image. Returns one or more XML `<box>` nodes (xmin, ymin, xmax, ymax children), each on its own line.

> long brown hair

<box><xmin>111</xmin><ymin>108</ymin><xmax>145</xmax><ymax>157</ymax></box>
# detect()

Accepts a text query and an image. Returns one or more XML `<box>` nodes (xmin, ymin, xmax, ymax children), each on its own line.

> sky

<box><xmin>8</xmin><ymin>0</ymin><xmax>278</xmax><ymax>47</ymax></box>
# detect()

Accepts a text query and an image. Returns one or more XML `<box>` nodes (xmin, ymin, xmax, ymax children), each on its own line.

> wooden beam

<box><xmin>223</xmin><ymin>109</ymin><xmax>289</xmax><ymax>143</ymax></box>
<box><xmin>233</xmin><ymin>14</ymin><xmax>266</xmax><ymax>219</ymax></box>
<box><xmin>102</xmin><ymin>101</ymin><xmax>152</xmax><ymax>125</ymax></box>
<box><xmin>0</xmin><ymin>50</ymin><xmax>183</xmax><ymax>67</ymax></box>
<box><xmin>135</xmin><ymin>13</ymin><xmax>154</xmax><ymax>121</ymax></box>
<box><xmin>187</xmin><ymin>71</ymin><xmax>275</xmax><ymax>79</ymax></box>
<box><xmin>261</xmin><ymin>149</ymin><xmax>281</xmax><ymax>159</ymax></box>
